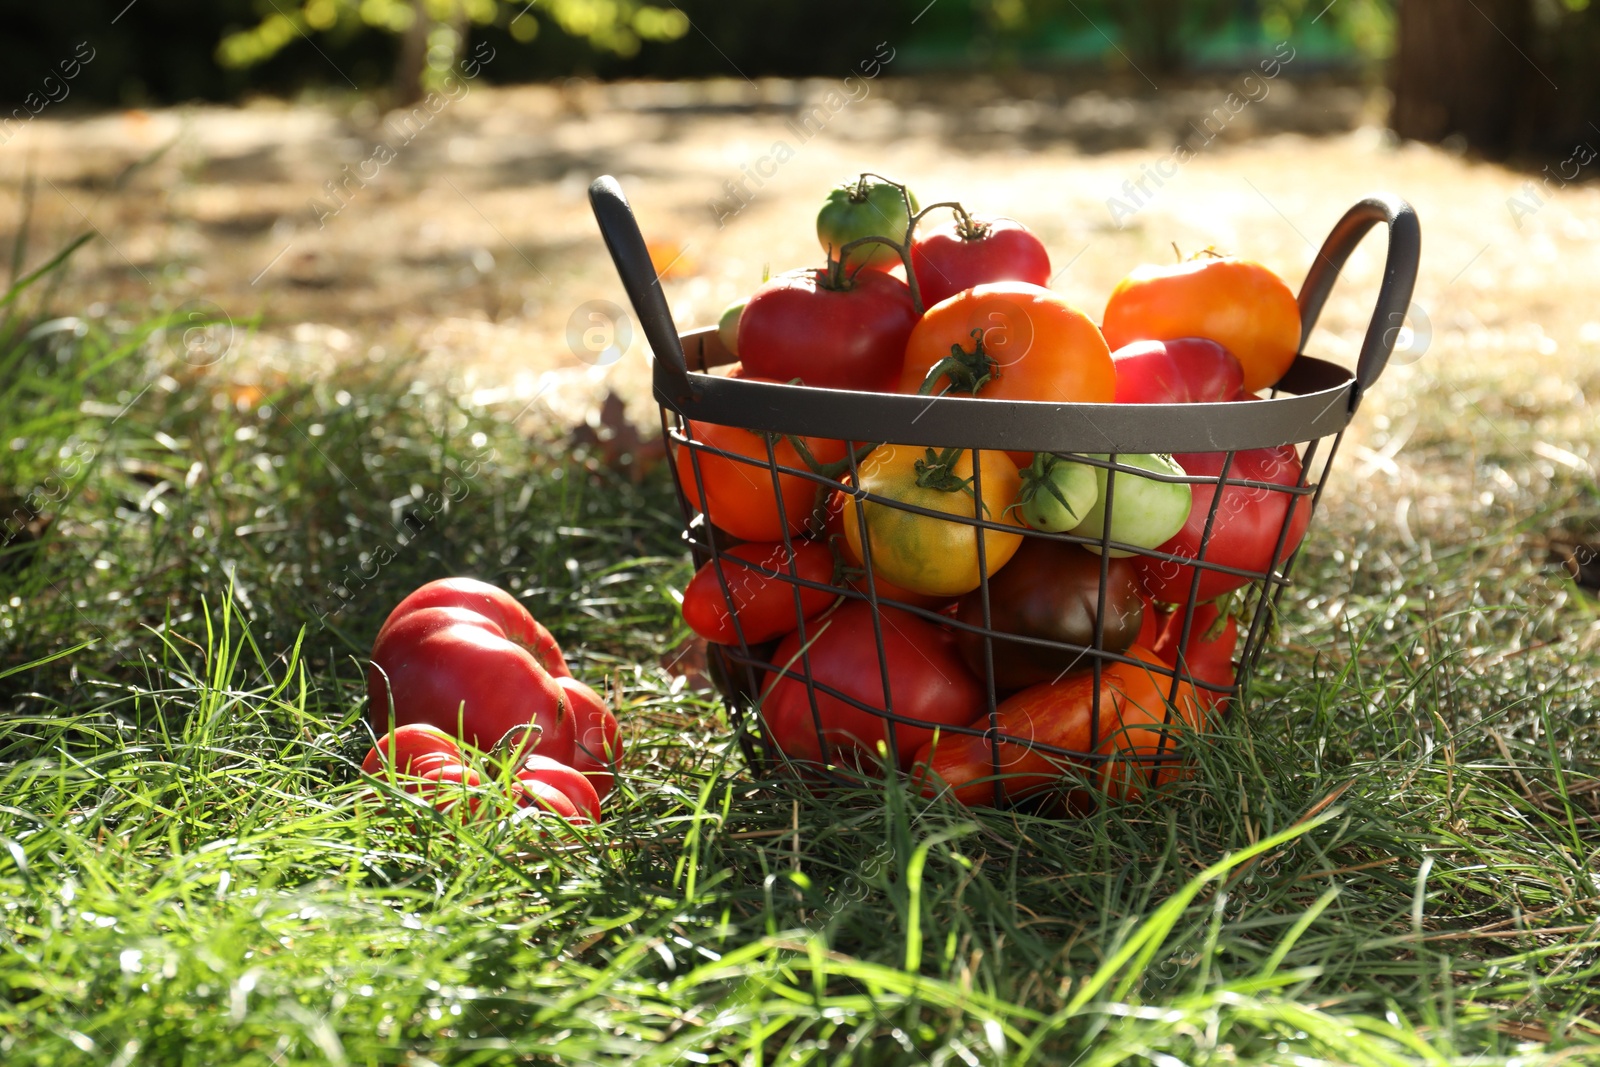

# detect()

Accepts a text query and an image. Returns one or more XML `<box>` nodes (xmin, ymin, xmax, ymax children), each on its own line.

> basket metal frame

<box><xmin>591</xmin><ymin>176</ymin><xmax>1420</xmax><ymax>804</ymax></box>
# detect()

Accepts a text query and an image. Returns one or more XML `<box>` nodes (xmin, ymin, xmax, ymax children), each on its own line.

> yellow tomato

<box><xmin>842</xmin><ymin>444</ymin><xmax>1023</xmax><ymax>597</ymax></box>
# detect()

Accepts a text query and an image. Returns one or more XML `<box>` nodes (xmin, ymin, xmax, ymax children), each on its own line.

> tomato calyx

<box><xmin>913</xmin><ymin>446</ymin><xmax>987</xmax><ymax>511</ymax></box>
<box><xmin>949</xmin><ymin>205</ymin><xmax>991</xmax><ymax>243</ymax></box>
<box><xmin>916</xmin><ymin>328</ymin><xmax>998</xmax><ymax>397</ymax></box>
<box><xmin>1012</xmin><ymin>452</ymin><xmax>1088</xmax><ymax>527</ymax></box>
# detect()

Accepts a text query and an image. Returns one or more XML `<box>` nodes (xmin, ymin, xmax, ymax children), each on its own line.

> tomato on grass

<box><xmin>368</xmin><ymin>604</ymin><xmax>574</xmax><ymax>762</ymax></box>
<box><xmin>556</xmin><ymin>676</ymin><xmax>623</xmax><ymax>798</ymax></box>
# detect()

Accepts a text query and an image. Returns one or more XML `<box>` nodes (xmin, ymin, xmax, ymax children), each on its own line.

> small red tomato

<box><xmin>376</xmin><ymin>577</ymin><xmax>568</xmax><ymax>677</ymax></box>
<box><xmin>1111</xmin><ymin>338</ymin><xmax>1246</xmax><ymax>404</ymax></box>
<box><xmin>1135</xmin><ymin>445</ymin><xmax>1311</xmax><ymax>604</ymax></box>
<box><xmin>361</xmin><ymin>723</ymin><xmax>462</xmax><ymax>777</ymax></box>
<box><xmin>738</xmin><ymin>267</ymin><xmax>919</xmax><ymax>392</ymax></box>
<box><xmin>413</xmin><ymin>762</ymin><xmax>484</xmax><ymax>818</ymax></box>
<box><xmin>910</xmin><ymin>214</ymin><xmax>1051</xmax><ymax>308</ymax></box>
<box><xmin>681</xmin><ymin>541</ymin><xmax>839</xmax><ymax>645</ymax></box>
<box><xmin>514</xmin><ymin>754</ymin><xmax>601</xmax><ymax>823</ymax></box>
<box><xmin>368</xmin><ymin>604</ymin><xmax>575</xmax><ymax>762</ymax></box>
<box><xmin>557</xmin><ymin>676</ymin><xmax>622</xmax><ymax>797</ymax></box>
<box><xmin>512</xmin><ymin>776</ymin><xmax>584</xmax><ymax>823</ymax></box>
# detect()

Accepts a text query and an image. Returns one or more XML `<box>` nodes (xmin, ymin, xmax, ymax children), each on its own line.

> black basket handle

<box><xmin>1295</xmin><ymin>193</ymin><xmax>1420</xmax><ymax>413</ymax></box>
<box><xmin>588</xmin><ymin>175</ymin><xmax>698</xmax><ymax>406</ymax></box>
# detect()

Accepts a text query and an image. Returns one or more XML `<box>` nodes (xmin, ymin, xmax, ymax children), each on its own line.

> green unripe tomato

<box><xmin>1071</xmin><ymin>453</ymin><xmax>1192</xmax><ymax>557</ymax></box>
<box><xmin>717</xmin><ymin>300</ymin><xmax>744</xmax><ymax>357</ymax></box>
<box><xmin>1015</xmin><ymin>452</ymin><xmax>1099</xmax><ymax>533</ymax></box>
<box><xmin>816</xmin><ymin>176</ymin><xmax>919</xmax><ymax>272</ymax></box>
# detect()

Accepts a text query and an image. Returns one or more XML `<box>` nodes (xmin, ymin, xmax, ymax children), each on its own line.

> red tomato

<box><xmin>910</xmin><ymin>214</ymin><xmax>1051</xmax><ymax>308</ymax></box>
<box><xmin>514</xmin><ymin>754</ymin><xmax>601</xmax><ymax>823</ymax></box>
<box><xmin>760</xmin><ymin>601</ymin><xmax>985</xmax><ymax>772</ymax></box>
<box><xmin>557</xmin><ymin>676</ymin><xmax>622</xmax><ymax>797</ymax></box>
<box><xmin>413</xmin><ymin>762</ymin><xmax>484</xmax><ymax>818</ymax></box>
<box><xmin>681</xmin><ymin>541</ymin><xmax>839</xmax><ymax>645</ymax></box>
<box><xmin>1111</xmin><ymin>338</ymin><xmax>1246</xmax><ymax>404</ymax></box>
<box><xmin>376</xmin><ymin>577</ymin><xmax>568</xmax><ymax>678</ymax></box>
<box><xmin>1152</xmin><ymin>601</ymin><xmax>1239</xmax><ymax>714</ymax></box>
<box><xmin>511</xmin><ymin>776</ymin><xmax>582</xmax><ymax>823</ymax></box>
<box><xmin>1134</xmin><ymin>598</ymin><xmax>1169</xmax><ymax>652</ymax></box>
<box><xmin>368</xmin><ymin>604</ymin><xmax>575</xmax><ymax>762</ymax></box>
<box><xmin>362</xmin><ymin>723</ymin><xmax>463</xmax><ymax>781</ymax></box>
<box><xmin>671</xmin><ymin>420</ymin><xmax>821</xmax><ymax>543</ymax></box>
<box><xmin>1102</xmin><ymin>256</ymin><xmax>1301</xmax><ymax>393</ymax></box>
<box><xmin>911</xmin><ymin>646</ymin><xmax>1201</xmax><ymax>806</ymax></box>
<box><xmin>1135</xmin><ymin>445</ymin><xmax>1311</xmax><ymax>604</ymax></box>
<box><xmin>738</xmin><ymin>267</ymin><xmax>919</xmax><ymax>392</ymax></box>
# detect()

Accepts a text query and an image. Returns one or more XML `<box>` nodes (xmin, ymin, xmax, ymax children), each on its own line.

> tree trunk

<box><xmin>1391</xmin><ymin>0</ymin><xmax>1532</xmax><ymax>156</ymax></box>
<box><xmin>392</xmin><ymin>3</ymin><xmax>430</xmax><ymax>106</ymax></box>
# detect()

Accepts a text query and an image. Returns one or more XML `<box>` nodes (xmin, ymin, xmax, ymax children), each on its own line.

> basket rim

<box><xmin>655</xmin><ymin>326</ymin><xmax>1359</xmax><ymax>454</ymax></box>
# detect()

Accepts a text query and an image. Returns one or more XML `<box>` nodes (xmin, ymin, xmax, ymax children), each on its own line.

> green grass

<box><xmin>2</xmin><ymin>244</ymin><xmax>1599</xmax><ymax>1065</ymax></box>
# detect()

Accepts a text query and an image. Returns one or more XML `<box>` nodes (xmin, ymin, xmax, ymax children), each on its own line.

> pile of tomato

<box><xmin>360</xmin><ymin>578</ymin><xmax>621</xmax><ymax>825</ymax></box>
<box><xmin>676</xmin><ymin>173</ymin><xmax>1314</xmax><ymax>809</ymax></box>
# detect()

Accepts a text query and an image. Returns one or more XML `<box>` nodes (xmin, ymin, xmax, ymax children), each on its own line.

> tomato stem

<box><xmin>916</xmin><ymin>328</ymin><xmax>998</xmax><ymax>396</ymax></box>
<box><xmin>843</xmin><ymin>172</ymin><xmax>929</xmax><ymax>313</ymax></box>
<box><xmin>787</xmin><ymin>435</ymin><xmax>878</xmax><ymax>480</ymax></box>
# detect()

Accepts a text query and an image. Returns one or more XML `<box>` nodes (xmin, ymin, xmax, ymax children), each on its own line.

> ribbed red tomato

<box><xmin>513</xmin><ymin>754</ymin><xmax>601</xmax><ymax>823</ymax></box>
<box><xmin>1111</xmin><ymin>338</ymin><xmax>1246</xmax><ymax>404</ymax></box>
<box><xmin>556</xmin><ymin>676</ymin><xmax>622</xmax><ymax>798</ymax></box>
<box><xmin>368</xmin><ymin>604</ymin><xmax>574</xmax><ymax>761</ymax></box>
<box><xmin>376</xmin><ymin>577</ymin><xmax>568</xmax><ymax>677</ymax></box>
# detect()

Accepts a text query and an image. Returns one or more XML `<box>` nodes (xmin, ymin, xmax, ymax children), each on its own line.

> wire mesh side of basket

<box><xmin>659</xmin><ymin>369</ymin><xmax>1342</xmax><ymax>803</ymax></box>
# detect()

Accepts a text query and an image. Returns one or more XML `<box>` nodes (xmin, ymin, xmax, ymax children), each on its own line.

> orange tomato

<box><xmin>672</xmin><ymin>420</ymin><xmax>820</xmax><ymax>542</ymax></box>
<box><xmin>898</xmin><ymin>282</ymin><xmax>1116</xmax><ymax>405</ymax></box>
<box><xmin>1101</xmin><ymin>255</ymin><xmax>1301</xmax><ymax>393</ymax></box>
<box><xmin>911</xmin><ymin>646</ymin><xmax>1202</xmax><ymax>806</ymax></box>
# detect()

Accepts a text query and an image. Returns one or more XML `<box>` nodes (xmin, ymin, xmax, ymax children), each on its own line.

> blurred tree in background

<box><xmin>215</xmin><ymin>0</ymin><xmax>690</xmax><ymax>102</ymax></box>
<box><xmin>0</xmin><ymin>0</ymin><xmax>1594</xmax><ymax>156</ymax></box>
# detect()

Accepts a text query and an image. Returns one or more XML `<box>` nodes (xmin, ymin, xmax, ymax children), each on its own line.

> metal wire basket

<box><xmin>590</xmin><ymin>175</ymin><xmax>1419</xmax><ymax>804</ymax></box>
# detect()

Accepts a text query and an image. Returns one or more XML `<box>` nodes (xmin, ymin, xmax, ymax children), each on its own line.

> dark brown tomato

<box><xmin>953</xmin><ymin>538</ymin><xmax>1144</xmax><ymax>692</ymax></box>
